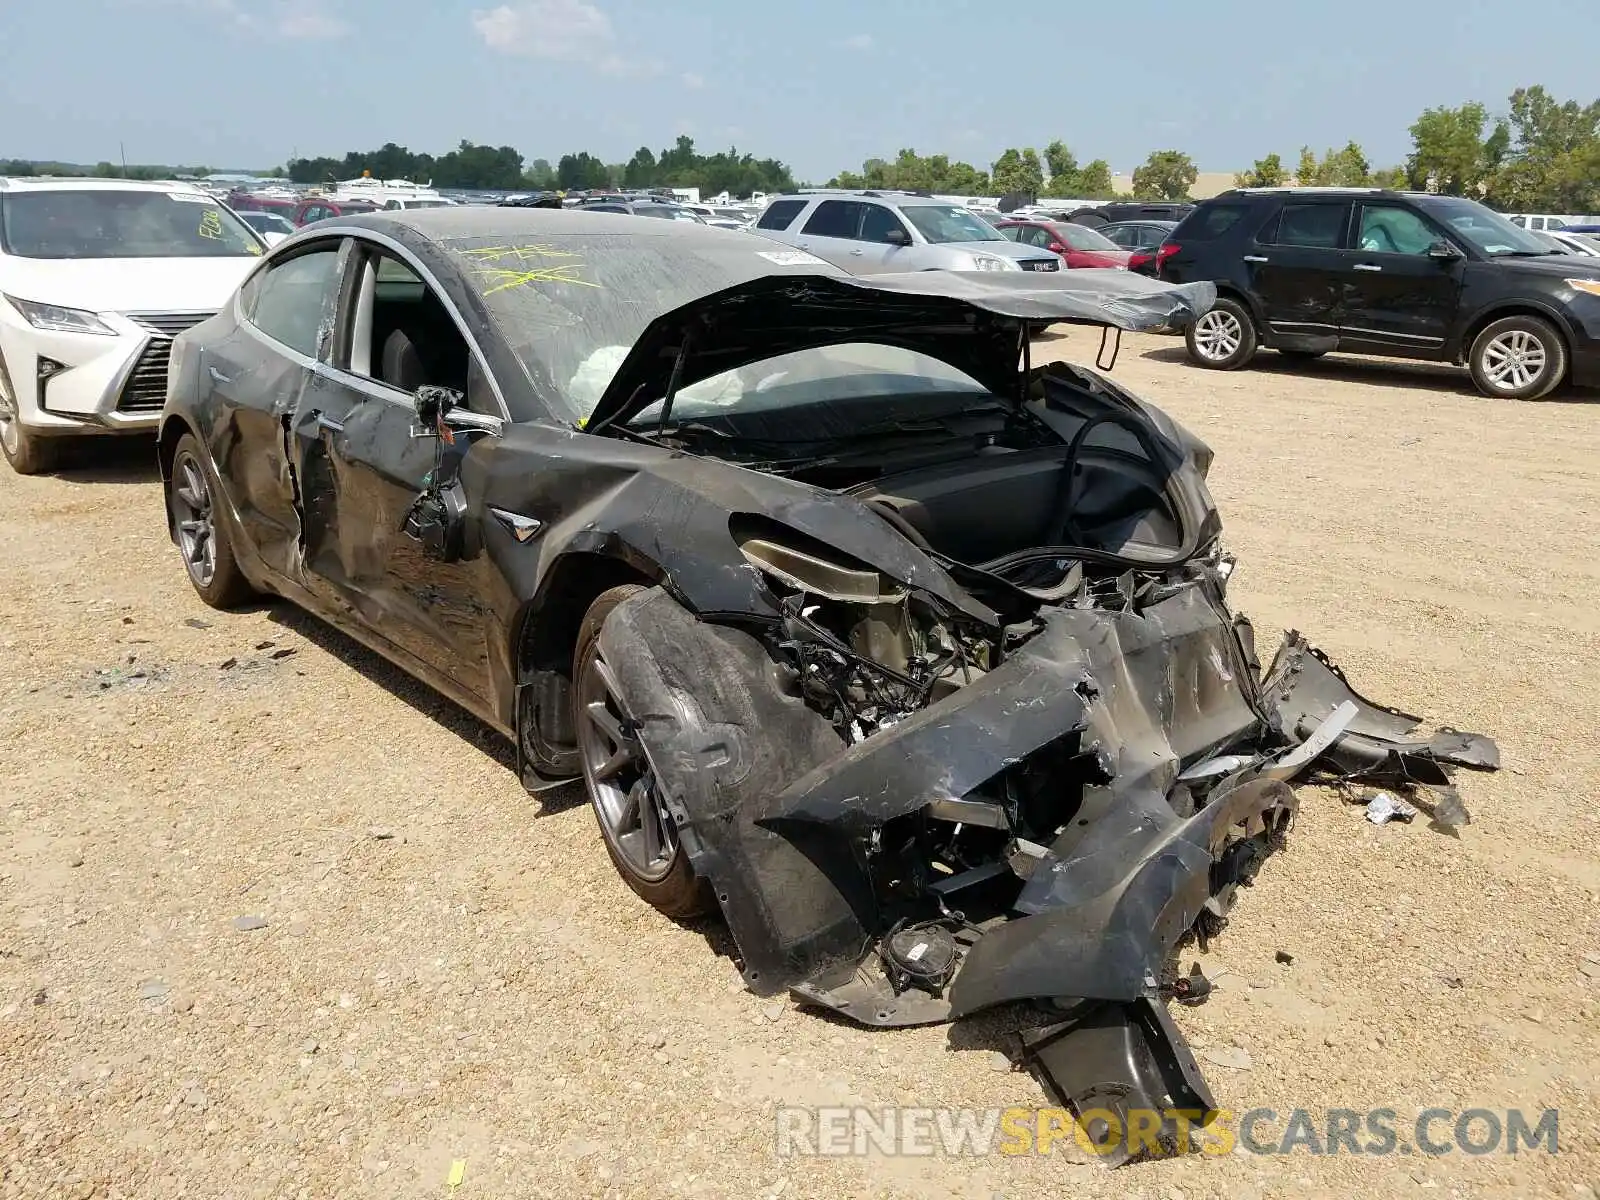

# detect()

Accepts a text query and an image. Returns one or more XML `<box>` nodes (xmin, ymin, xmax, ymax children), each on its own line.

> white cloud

<box><xmin>277</xmin><ymin>6</ymin><xmax>350</xmax><ymax>38</ymax></box>
<box><xmin>472</xmin><ymin>0</ymin><xmax>614</xmax><ymax>61</ymax></box>
<box><xmin>838</xmin><ymin>33</ymin><xmax>874</xmax><ymax>51</ymax></box>
<box><xmin>681</xmin><ymin>71</ymin><xmax>706</xmax><ymax>90</ymax></box>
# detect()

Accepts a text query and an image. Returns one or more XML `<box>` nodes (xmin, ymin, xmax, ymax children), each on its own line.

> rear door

<box><xmin>208</xmin><ymin>239</ymin><xmax>348</xmax><ymax>582</ymax></box>
<box><xmin>1247</xmin><ymin>200</ymin><xmax>1354</xmax><ymax>341</ymax></box>
<box><xmin>1338</xmin><ymin>202</ymin><xmax>1463</xmax><ymax>356</ymax></box>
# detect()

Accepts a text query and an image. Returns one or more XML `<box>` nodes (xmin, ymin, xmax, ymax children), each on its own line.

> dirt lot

<box><xmin>2</xmin><ymin>335</ymin><xmax>1597</xmax><ymax>1199</ymax></box>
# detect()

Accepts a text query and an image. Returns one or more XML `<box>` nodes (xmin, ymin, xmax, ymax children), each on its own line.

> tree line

<box><xmin>4</xmin><ymin>84</ymin><xmax>1596</xmax><ymax>210</ymax></box>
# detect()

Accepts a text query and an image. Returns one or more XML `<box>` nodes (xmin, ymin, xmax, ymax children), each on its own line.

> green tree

<box><xmin>1322</xmin><ymin>141</ymin><xmax>1372</xmax><ymax>186</ymax></box>
<box><xmin>622</xmin><ymin>146</ymin><xmax>657</xmax><ymax>188</ymax></box>
<box><xmin>991</xmin><ymin>147</ymin><xmax>1043</xmax><ymax>196</ymax></box>
<box><xmin>1131</xmin><ymin>149</ymin><xmax>1197</xmax><ymax>200</ymax></box>
<box><xmin>1042</xmin><ymin>140</ymin><xmax>1080</xmax><ymax>195</ymax></box>
<box><xmin>1076</xmin><ymin>159</ymin><xmax>1115</xmax><ymax>198</ymax></box>
<box><xmin>556</xmin><ymin>152</ymin><xmax>612</xmax><ymax>190</ymax></box>
<box><xmin>1405</xmin><ymin>102</ymin><xmax>1508</xmax><ymax>195</ymax></box>
<box><xmin>1490</xmin><ymin>85</ymin><xmax>1600</xmax><ymax>210</ymax></box>
<box><xmin>523</xmin><ymin>158</ymin><xmax>557</xmax><ymax>189</ymax></box>
<box><xmin>1234</xmin><ymin>153</ymin><xmax>1287</xmax><ymax>188</ymax></box>
<box><xmin>1294</xmin><ymin>145</ymin><xmax>1319</xmax><ymax>186</ymax></box>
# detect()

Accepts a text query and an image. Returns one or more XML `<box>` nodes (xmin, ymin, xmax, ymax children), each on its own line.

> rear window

<box><xmin>1172</xmin><ymin>202</ymin><xmax>1250</xmax><ymax>241</ymax></box>
<box><xmin>1263</xmin><ymin>202</ymin><xmax>1348</xmax><ymax>249</ymax></box>
<box><xmin>757</xmin><ymin>199</ymin><xmax>808</xmax><ymax>231</ymax></box>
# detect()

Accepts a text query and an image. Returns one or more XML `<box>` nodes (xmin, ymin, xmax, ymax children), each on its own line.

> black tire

<box><xmin>1185</xmin><ymin>297</ymin><xmax>1259</xmax><ymax>370</ymax></box>
<box><xmin>1277</xmin><ymin>348</ymin><xmax>1327</xmax><ymax>361</ymax></box>
<box><xmin>574</xmin><ymin>584</ymin><xmax>711</xmax><ymax>919</ymax></box>
<box><xmin>0</xmin><ymin>352</ymin><xmax>58</xmax><ymax>475</ymax></box>
<box><xmin>1467</xmin><ymin>315</ymin><xmax>1568</xmax><ymax>400</ymax></box>
<box><xmin>167</xmin><ymin>433</ymin><xmax>255</xmax><ymax>608</ymax></box>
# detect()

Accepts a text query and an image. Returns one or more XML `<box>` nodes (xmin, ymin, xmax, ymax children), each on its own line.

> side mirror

<box><xmin>1047</xmin><ymin>242</ymin><xmax>1066</xmax><ymax>255</ymax></box>
<box><xmin>411</xmin><ymin>384</ymin><xmax>502</xmax><ymax>442</ymax></box>
<box><xmin>884</xmin><ymin>227</ymin><xmax>912</xmax><ymax>247</ymax></box>
<box><xmin>1427</xmin><ymin>239</ymin><xmax>1462</xmax><ymax>261</ymax></box>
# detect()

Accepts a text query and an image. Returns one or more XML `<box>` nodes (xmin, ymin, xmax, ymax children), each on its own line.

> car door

<box><xmin>207</xmin><ymin>239</ymin><xmax>349</xmax><ymax>583</ymax></box>
<box><xmin>292</xmin><ymin>241</ymin><xmax>497</xmax><ymax>698</ymax></box>
<box><xmin>1247</xmin><ymin>200</ymin><xmax>1354</xmax><ymax>342</ymax></box>
<box><xmin>1337</xmin><ymin>203</ymin><xmax>1463</xmax><ymax>356</ymax></box>
<box><xmin>794</xmin><ymin>200</ymin><xmax>868</xmax><ymax>270</ymax></box>
<box><xmin>854</xmin><ymin>204</ymin><xmax>914</xmax><ymax>272</ymax></box>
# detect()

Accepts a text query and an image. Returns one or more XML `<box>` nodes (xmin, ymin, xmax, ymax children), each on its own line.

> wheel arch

<box><xmin>156</xmin><ymin>415</ymin><xmax>198</xmax><ymax>538</ymax></box>
<box><xmin>506</xmin><ymin>547</ymin><xmax>665</xmax><ymax>785</ymax></box>
<box><xmin>1459</xmin><ymin>303</ymin><xmax>1574</xmax><ymax>366</ymax></box>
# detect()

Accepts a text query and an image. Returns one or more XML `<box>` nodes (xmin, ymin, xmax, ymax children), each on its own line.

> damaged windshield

<box><xmin>443</xmin><ymin>230</ymin><xmax>844</xmax><ymax>422</ymax></box>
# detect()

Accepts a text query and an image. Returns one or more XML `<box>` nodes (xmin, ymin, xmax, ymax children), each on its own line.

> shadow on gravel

<box><xmin>1139</xmin><ymin>343</ymin><xmax>1598</xmax><ymax>403</ymax></box>
<box><xmin>46</xmin><ymin>434</ymin><xmax>161</xmax><ymax>484</ymax></box>
<box><xmin>264</xmin><ymin>602</ymin><xmax>517</xmax><ymax>774</ymax></box>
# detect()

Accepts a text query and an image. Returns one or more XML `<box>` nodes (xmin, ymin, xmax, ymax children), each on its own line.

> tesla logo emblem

<box><xmin>489</xmin><ymin>508</ymin><xmax>543</xmax><ymax>543</ymax></box>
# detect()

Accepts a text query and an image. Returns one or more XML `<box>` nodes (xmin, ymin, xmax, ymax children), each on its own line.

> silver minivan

<box><xmin>751</xmin><ymin>191</ymin><xmax>1060</xmax><ymax>274</ymax></box>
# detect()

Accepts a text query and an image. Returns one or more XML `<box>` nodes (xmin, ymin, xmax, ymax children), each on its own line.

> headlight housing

<box><xmin>4</xmin><ymin>295</ymin><xmax>117</xmax><ymax>336</ymax></box>
<box><xmin>1566</xmin><ymin>278</ymin><xmax>1600</xmax><ymax>299</ymax></box>
<box><xmin>969</xmin><ymin>255</ymin><xmax>1015</xmax><ymax>272</ymax></box>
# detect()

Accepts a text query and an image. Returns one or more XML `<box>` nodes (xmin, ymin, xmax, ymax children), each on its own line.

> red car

<box><xmin>292</xmin><ymin>198</ymin><xmax>378</xmax><ymax>227</ymax></box>
<box><xmin>226</xmin><ymin>192</ymin><xmax>299</xmax><ymax>222</ymax></box>
<box><xmin>995</xmin><ymin>219</ymin><xmax>1133</xmax><ymax>269</ymax></box>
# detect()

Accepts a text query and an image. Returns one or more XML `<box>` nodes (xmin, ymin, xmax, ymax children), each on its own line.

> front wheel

<box><xmin>1468</xmin><ymin>315</ymin><xmax>1567</xmax><ymax>400</ymax></box>
<box><xmin>574</xmin><ymin>584</ymin><xmax>711</xmax><ymax>919</ymax></box>
<box><xmin>167</xmin><ymin>433</ymin><xmax>255</xmax><ymax>608</ymax></box>
<box><xmin>0</xmin><ymin>354</ymin><xmax>57</xmax><ymax>475</ymax></box>
<box><xmin>1185</xmin><ymin>298</ymin><xmax>1258</xmax><ymax>370</ymax></box>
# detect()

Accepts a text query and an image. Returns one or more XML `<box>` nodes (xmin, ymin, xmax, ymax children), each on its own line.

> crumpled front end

<box><xmin>598</xmin><ymin>548</ymin><xmax>1497</xmax><ymax>1163</ymax></box>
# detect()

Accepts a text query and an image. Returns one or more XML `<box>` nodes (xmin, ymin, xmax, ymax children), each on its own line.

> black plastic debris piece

<box><xmin>1274</xmin><ymin>950</ymin><xmax>1294</xmax><ymax>966</ymax></box>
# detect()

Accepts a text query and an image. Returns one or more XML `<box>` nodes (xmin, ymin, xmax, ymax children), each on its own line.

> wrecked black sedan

<box><xmin>159</xmin><ymin>210</ymin><xmax>1497</xmax><ymax>1160</ymax></box>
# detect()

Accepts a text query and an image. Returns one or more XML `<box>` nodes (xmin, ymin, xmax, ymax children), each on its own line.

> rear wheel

<box><xmin>1468</xmin><ymin>315</ymin><xmax>1567</xmax><ymax>400</ymax></box>
<box><xmin>168</xmin><ymin>433</ymin><xmax>255</xmax><ymax>608</ymax></box>
<box><xmin>0</xmin><ymin>354</ymin><xmax>57</xmax><ymax>475</ymax></box>
<box><xmin>1185</xmin><ymin>297</ymin><xmax>1258</xmax><ymax>370</ymax></box>
<box><xmin>574</xmin><ymin>584</ymin><xmax>711</xmax><ymax>919</ymax></box>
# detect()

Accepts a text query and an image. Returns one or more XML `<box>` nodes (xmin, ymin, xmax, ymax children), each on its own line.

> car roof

<box><xmin>326</xmin><ymin>205</ymin><xmax>822</xmax><ymax>259</ymax></box>
<box><xmin>0</xmin><ymin>176</ymin><xmax>213</xmax><ymax>195</ymax></box>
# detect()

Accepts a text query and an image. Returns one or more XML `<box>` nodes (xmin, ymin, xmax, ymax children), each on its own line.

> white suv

<box><xmin>0</xmin><ymin>178</ymin><xmax>266</xmax><ymax>473</ymax></box>
<box><xmin>751</xmin><ymin>191</ymin><xmax>1060</xmax><ymax>275</ymax></box>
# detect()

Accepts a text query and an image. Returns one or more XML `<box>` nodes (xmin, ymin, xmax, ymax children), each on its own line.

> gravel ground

<box><xmin>1</xmin><ymin>335</ymin><xmax>1597</xmax><ymax>1200</ymax></box>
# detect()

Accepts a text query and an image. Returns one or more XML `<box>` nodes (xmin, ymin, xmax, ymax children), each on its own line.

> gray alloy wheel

<box><xmin>1469</xmin><ymin>315</ymin><xmax>1567</xmax><ymax>400</ymax></box>
<box><xmin>576</xmin><ymin>640</ymin><xmax>680</xmax><ymax>884</ymax></box>
<box><xmin>572</xmin><ymin>584</ymin><xmax>710</xmax><ymax>918</ymax></box>
<box><xmin>170</xmin><ymin>447</ymin><xmax>218</xmax><ymax>589</ymax></box>
<box><xmin>166</xmin><ymin>432</ymin><xmax>254</xmax><ymax>608</ymax></box>
<box><xmin>1184</xmin><ymin>297</ymin><xmax>1258</xmax><ymax>370</ymax></box>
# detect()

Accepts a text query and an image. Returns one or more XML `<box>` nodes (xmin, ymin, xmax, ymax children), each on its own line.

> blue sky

<box><xmin>3</xmin><ymin>0</ymin><xmax>1598</xmax><ymax>181</ymax></box>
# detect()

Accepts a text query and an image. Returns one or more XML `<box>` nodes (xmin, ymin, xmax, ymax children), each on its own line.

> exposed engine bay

<box><xmin>588</xmin><ymin>358</ymin><xmax>1499</xmax><ymax>1165</ymax></box>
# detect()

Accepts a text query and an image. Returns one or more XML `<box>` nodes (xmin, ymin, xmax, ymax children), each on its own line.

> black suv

<box><xmin>1157</xmin><ymin>188</ymin><xmax>1600</xmax><ymax>399</ymax></box>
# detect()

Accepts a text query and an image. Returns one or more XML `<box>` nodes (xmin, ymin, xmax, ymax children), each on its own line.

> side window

<box><xmin>858</xmin><ymin>204</ymin><xmax>907</xmax><ymax>244</ymax></box>
<box><xmin>1264</xmin><ymin>203</ymin><xmax>1349</xmax><ymax>249</ymax></box>
<box><xmin>999</xmin><ymin>226</ymin><xmax>1022</xmax><ymax>241</ymax></box>
<box><xmin>1023</xmin><ymin>226</ymin><xmax>1054</xmax><ymax>248</ymax></box>
<box><xmin>244</xmin><ymin>247</ymin><xmax>342</xmax><ymax>358</ymax></box>
<box><xmin>1174</xmin><ymin>202</ymin><xmax>1250</xmax><ymax>240</ymax></box>
<box><xmin>346</xmin><ymin>252</ymin><xmax>478</xmax><ymax>407</ymax></box>
<box><xmin>756</xmin><ymin>199</ymin><xmax>808</xmax><ymax>231</ymax></box>
<box><xmin>802</xmin><ymin>200</ymin><xmax>864</xmax><ymax>239</ymax></box>
<box><xmin>1357</xmin><ymin>206</ymin><xmax>1439</xmax><ymax>255</ymax></box>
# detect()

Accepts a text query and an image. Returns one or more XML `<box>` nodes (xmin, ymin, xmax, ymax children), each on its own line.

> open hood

<box><xmin>585</xmin><ymin>271</ymin><xmax>1215</xmax><ymax>432</ymax></box>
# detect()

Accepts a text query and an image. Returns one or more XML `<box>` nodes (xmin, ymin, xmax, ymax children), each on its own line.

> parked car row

<box><xmin>1155</xmin><ymin>187</ymin><xmax>1600</xmax><ymax>400</ymax></box>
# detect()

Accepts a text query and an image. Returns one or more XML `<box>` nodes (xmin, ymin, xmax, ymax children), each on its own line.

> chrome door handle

<box><xmin>207</xmin><ymin>365</ymin><xmax>232</xmax><ymax>384</ymax></box>
<box><xmin>1242</xmin><ymin>255</ymin><xmax>1268</xmax><ymax>263</ymax></box>
<box><xmin>1353</xmin><ymin>263</ymin><xmax>1383</xmax><ymax>272</ymax></box>
<box><xmin>849</xmin><ymin>249</ymin><xmax>864</xmax><ymax>256</ymax></box>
